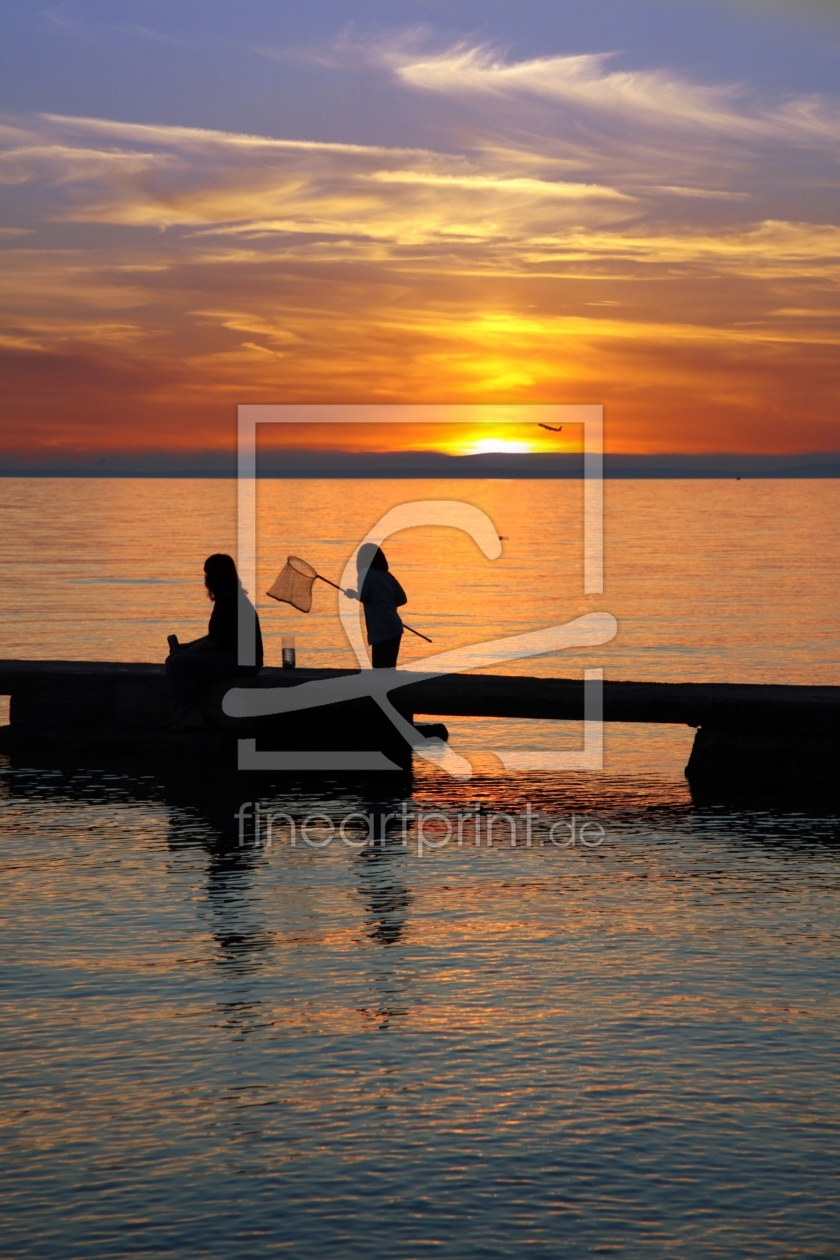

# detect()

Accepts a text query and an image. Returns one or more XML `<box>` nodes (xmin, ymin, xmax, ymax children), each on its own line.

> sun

<box><xmin>465</xmin><ymin>438</ymin><xmax>533</xmax><ymax>455</ymax></box>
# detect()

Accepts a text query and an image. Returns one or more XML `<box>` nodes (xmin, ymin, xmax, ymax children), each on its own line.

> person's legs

<box><xmin>371</xmin><ymin>634</ymin><xmax>402</xmax><ymax>668</ymax></box>
<box><xmin>167</xmin><ymin>653</ymin><xmax>195</xmax><ymax>708</ymax></box>
<box><xmin>166</xmin><ymin>651</ymin><xmax>239</xmax><ymax>711</ymax></box>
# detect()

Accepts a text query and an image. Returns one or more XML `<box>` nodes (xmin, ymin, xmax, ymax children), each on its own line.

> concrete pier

<box><xmin>0</xmin><ymin>660</ymin><xmax>838</xmax><ymax>790</ymax></box>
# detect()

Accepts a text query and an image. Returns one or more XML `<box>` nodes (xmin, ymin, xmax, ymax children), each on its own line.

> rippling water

<box><xmin>3</xmin><ymin>762</ymin><xmax>840</xmax><ymax>1257</ymax></box>
<box><xmin>1</xmin><ymin>478</ymin><xmax>839</xmax><ymax>1255</ymax></box>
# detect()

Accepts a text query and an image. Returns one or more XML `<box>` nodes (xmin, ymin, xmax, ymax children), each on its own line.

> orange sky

<box><xmin>1</xmin><ymin>19</ymin><xmax>839</xmax><ymax>461</ymax></box>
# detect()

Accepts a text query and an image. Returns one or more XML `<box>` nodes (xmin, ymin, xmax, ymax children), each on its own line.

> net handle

<box><xmin>315</xmin><ymin>573</ymin><xmax>432</xmax><ymax>643</ymax></box>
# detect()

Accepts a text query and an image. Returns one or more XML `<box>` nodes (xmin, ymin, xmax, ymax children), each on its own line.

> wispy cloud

<box><xmin>4</xmin><ymin>113</ymin><xmax>634</xmax><ymax>239</ymax></box>
<box><xmin>362</xmin><ymin>171</ymin><xmax>632</xmax><ymax>200</ymax></box>
<box><xmin>379</xmin><ymin>39</ymin><xmax>840</xmax><ymax>145</ymax></box>
<box><xmin>392</xmin><ymin>46</ymin><xmax>754</xmax><ymax>131</ymax></box>
<box><xmin>652</xmin><ymin>185</ymin><xmax>750</xmax><ymax>201</ymax></box>
<box><xmin>41</xmin><ymin>113</ymin><xmax>436</xmax><ymax>157</ymax></box>
<box><xmin>0</xmin><ymin>143</ymin><xmax>172</xmax><ymax>186</ymax></box>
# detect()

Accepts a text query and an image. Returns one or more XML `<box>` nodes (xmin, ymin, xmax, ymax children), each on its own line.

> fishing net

<box><xmin>266</xmin><ymin>555</ymin><xmax>318</xmax><ymax>613</ymax></box>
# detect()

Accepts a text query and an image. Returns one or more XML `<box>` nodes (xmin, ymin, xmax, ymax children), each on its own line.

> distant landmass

<box><xmin>2</xmin><ymin>451</ymin><xmax>840</xmax><ymax>478</ymax></box>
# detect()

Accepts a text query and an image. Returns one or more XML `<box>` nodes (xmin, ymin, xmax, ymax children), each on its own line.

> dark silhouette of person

<box><xmin>166</xmin><ymin>553</ymin><xmax>263</xmax><ymax>729</ymax></box>
<box><xmin>346</xmin><ymin>543</ymin><xmax>407</xmax><ymax>669</ymax></box>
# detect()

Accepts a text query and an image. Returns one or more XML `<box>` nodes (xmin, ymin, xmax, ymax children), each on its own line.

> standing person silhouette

<box><xmin>346</xmin><ymin>543</ymin><xmax>407</xmax><ymax>669</ymax></box>
<box><xmin>166</xmin><ymin>553</ymin><xmax>263</xmax><ymax>729</ymax></box>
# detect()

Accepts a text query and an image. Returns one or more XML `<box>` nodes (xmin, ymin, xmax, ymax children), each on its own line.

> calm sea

<box><xmin>1</xmin><ymin>477</ymin><xmax>839</xmax><ymax>1257</ymax></box>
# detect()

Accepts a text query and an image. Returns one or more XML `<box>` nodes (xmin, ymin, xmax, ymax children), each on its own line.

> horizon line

<box><xmin>2</xmin><ymin>450</ymin><xmax>840</xmax><ymax>480</ymax></box>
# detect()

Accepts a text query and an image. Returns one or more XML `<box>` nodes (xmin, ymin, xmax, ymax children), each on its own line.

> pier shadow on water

<box><xmin>2</xmin><ymin>736</ymin><xmax>839</xmax><ymax>853</ymax></box>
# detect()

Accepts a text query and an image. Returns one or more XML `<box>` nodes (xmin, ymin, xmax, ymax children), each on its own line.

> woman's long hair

<box><xmin>204</xmin><ymin>553</ymin><xmax>240</xmax><ymax>601</ymax></box>
<box><xmin>356</xmin><ymin>543</ymin><xmax>388</xmax><ymax>574</ymax></box>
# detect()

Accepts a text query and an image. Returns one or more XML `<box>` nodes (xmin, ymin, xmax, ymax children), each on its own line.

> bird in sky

<box><xmin>538</xmin><ymin>423</ymin><xmax>563</xmax><ymax>432</ymax></box>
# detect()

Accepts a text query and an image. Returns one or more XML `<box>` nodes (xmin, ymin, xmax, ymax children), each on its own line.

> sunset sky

<box><xmin>1</xmin><ymin>0</ymin><xmax>838</xmax><ymax>462</ymax></box>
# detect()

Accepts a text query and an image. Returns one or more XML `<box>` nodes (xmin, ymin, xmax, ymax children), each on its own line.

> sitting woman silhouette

<box><xmin>345</xmin><ymin>543</ymin><xmax>407</xmax><ymax>669</ymax></box>
<box><xmin>166</xmin><ymin>553</ymin><xmax>263</xmax><ymax>729</ymax></box>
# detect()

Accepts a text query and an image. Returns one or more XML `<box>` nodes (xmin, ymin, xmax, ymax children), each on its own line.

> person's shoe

<box><xmin>169</xmin><ymin>707</ymin><xmax>204</xmax><ymax>731</ymax></box>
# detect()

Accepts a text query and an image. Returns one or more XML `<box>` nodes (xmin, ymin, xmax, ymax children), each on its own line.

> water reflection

<box><xmin>2</xmin><ymin>743</ymin><xmax>838</xmax><ymax>862</ymax></box>
<box><xmin>212</xmin><ymin>997</ymin><xmax>266</xmax><ymax>1039</ymax></box>
<box><xmin>349</xmin><ymin>800</ymin><xmax>413</xmax><ymax>948</ymax></box>
<box><xmin>346</xmin><ymin>797</ymin><xmax>416</xmax><ymax>1029</ymax></box>
<box><xmin>3</xmin><ymin>748</ymin><xmax>840</xmax><ymax>1258</ymax></box>
<box><xmin>357</xmin><ymin>840</ymin><xmax>412</xmax><ymax>948</ymax></box>
<box><xmin>160</xmin><ymin>761</ymin><xmax>274</xmax><ymax>978</ymax></box>
<box><xmin>202</xmin><ymin>845</ymin><xmax>274</xmax><ymax>975</ymax></box>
